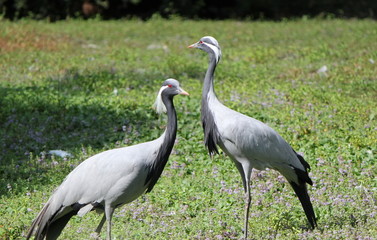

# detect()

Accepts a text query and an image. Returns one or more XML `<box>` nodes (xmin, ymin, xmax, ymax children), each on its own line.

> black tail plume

<box><xmin>26</xmin><ymin>202</ymin><xmax>75</xmax><ymax>240</ymax></box>
<box><xmin>44</xmin><ymin>211</ymin><xmax>75</xmax><ymax>240</ymax></box>
<box><xmin>289</xmin><ymin>181</ymin><xmax>317</xmax><ymax>229</ymax></box>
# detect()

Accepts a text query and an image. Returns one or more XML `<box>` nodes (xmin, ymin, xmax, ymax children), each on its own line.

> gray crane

<box><xmin>26</xmin><ymin>79</ymin><xmax>189</xmax><ymax>240</ymax></box>
<box><xmin>188</xmin><ymin>36</ymin><xmax>316</xmax><ymax>239</ymax></box>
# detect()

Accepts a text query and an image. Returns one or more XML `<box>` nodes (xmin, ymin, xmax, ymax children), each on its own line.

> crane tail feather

<box><xmin>26</xmin><ymin>202</ymin><xmax>50</xmax><ymax>240</ymax></box>
<box><xmin>26</xmin><ymin>199</ymin><xmax>75</xmax><ymax>240</ymax></box>
<box><xmin>289</xmin><ymin>181</ymin><xmax>317</xmax><ymax>229</ymax></box>
<box><xmin>44</xmin><ymin>211</ymin><xmax>75</xmax><ymax>240</ymax></box>
<box><xmin>293</xmin><ymin>149</ymin><xmax>311</xmax><ymax>171</ymax></box>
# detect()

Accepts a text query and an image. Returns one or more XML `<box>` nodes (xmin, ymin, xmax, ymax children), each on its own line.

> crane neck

<box><xmin>162</xmin><ymin>94</ymin><xmax>177</xmax><ymax>141</ymax></box>
<box><xmin>145</xmin><ymin>93</ymin><xmax>177</xmax><ymax>193</ymax></box>
<box><xmin>200</xmin><ymin>51</ymin><xmax>221</xmax><ymax>155</ymax></box>
<box><xmin>202</xmin><ymin>53</ymin><xmax>218</xmax><ymax>101</ymax></box>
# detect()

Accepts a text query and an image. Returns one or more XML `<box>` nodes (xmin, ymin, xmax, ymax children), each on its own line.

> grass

<box><xmin>0</xmin><ymin>17</ymin><xmax>376</xmax><ymax>239</ymax></box>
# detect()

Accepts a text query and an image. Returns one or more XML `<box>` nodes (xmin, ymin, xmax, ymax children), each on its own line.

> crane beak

<box><xmin>178</xmin><ymin>88</ymin><xmax>190</xmax><ymax>96</ymax></box>
<box><xmin>188</xmin><ymin>42</ymin><xmax>199</xmax><ymax>48</ymax></box>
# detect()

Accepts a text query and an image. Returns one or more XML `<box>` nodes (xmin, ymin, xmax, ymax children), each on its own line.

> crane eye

<box><xmin>167</xmin><ymin>84</ymin><xmax>172</xmax><ymax>88</ymax></box>
<box><xmin>199</xmin><ymin>41</ymin><xmax>203</xmax><ymax>44</ymax></box>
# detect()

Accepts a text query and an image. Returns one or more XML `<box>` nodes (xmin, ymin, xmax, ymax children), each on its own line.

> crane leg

<box><xmin>244</xmin><ymin>181</ymin><xmax>251</xmax><ymax>240</ymax></box>
<box><xmin>105</xmin><ymin>205</ymin><xmax>114</xmax><ymax>240</ymax></box>
<box><xmin>232</xmin><ymin>160</ymin><xmax>247</xmax><ymax>192</ymax></box>
<box><xmin>232</xmin><ymin>158</ymin><xmax>252</xmax><ymax>239</ymax></box>
<box><xmin>94</xmin><ymin>214</ymin><xmax>106</xmax><ymax>239</ymax></box>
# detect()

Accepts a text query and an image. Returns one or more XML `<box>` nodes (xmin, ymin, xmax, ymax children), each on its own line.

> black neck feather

<box><xmin>201</xmin><ymin>52</ymin><xmax>221</xmax><ymax>155</ymax></box>
<box><xmin>145</xmin><ymin>94</ymin><xmax>177</xmax><ymax>193</ymax></box>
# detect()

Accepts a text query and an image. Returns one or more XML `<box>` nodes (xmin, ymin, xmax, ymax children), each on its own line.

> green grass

<box><xmin>1</xmin><ymin>18</ymin><xmax>376</xmax><ymax>239</ymax></box>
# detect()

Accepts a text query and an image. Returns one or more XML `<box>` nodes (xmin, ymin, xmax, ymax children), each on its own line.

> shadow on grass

<box><xmin>0</xmin><ymin>68</ymin><xmax>162</xmax><ymax>197</ymax></box>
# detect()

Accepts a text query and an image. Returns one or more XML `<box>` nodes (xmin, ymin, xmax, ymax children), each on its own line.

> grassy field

<box><xmin>0</xmin><ymin>18</ymin><xmax>376</xmax><ymax>239</ymax></box>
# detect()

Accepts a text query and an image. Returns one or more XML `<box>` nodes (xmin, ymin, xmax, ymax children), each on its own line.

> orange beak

<box><xmin>179</xmin><ymin>88</ymin><xmax>190</xmax><ymax>96</ymax></box>
<box><xmin>188</xmin><ymin>42</ymin><xmax>199</xmax><ymax>48</ymax></box>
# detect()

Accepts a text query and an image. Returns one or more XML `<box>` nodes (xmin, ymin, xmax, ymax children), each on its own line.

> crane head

<box><xmin>188</xmin><ymin>36</ymin><xmax>222</xmax><ymax>63</ymax></box>
<box><xmin>154</xmin><ymin>78</ymin><xmax>189</xmax><ymax>114</ymax></box>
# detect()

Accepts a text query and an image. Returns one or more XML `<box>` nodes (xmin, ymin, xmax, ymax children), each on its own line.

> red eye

<box><xmin>168</xmin><ymin>84</ymin><xmax>172</xmax><ymax>88</ymax></box>
<box><xmin>199</xmin><ymin>41</ymin><xmax>203</xmax><ymax>44</ymax></box>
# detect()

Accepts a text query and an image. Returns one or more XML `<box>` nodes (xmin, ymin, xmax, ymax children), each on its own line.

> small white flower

<box><xmin>317</xmin><ymin>65</ymin><xmax>328</xmax><ymax>77</ymax></box>
<box><xmin>317</xmin><ymin>65</ymin><xmax>327</xmax><ymax>73</ymax></box>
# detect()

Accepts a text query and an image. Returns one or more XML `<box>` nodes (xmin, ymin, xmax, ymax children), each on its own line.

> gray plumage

<box><xmin>189</xmin><ymin>36</ymin><xmax>316</xmax><ymax>239</ymax></box>
<box><xmin>26</xmin><ymin>79</ymin><xmax>189</xmax><ymax>240</ymax></box>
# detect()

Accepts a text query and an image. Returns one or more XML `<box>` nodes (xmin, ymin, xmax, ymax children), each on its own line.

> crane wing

<box><xmin>58</xmin><ymin>139</ymin><xmax>162</xmax><ymax>207</ymax></box>
<box><xmin>213</xmin><ymin>104</ymin><xmax>307</xmax><ymax>174</ymax></box>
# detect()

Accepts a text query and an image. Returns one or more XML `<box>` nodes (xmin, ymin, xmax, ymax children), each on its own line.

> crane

<box><xmin>188</xmin><ymin>36</ymin><xmax>316</xmax><ymax>239</ymax></box>
<box><xmin>26</xmin><ymin>79</ymin><xmax>189</xmax><ymax>240</ymax></box>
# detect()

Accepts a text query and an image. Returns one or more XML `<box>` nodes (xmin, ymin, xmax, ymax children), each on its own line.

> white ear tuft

<box><xmin>206</xmin><ymin>43</ymin><xmax>221</xmax><ymax>63</ymax></box>
<box><xmin>153</xmin><ymin>86</ymin><xmax>168</xmax><ymax>114</ymax></box>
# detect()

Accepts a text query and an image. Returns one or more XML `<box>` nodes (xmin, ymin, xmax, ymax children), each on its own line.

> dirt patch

<box><xmin>0</xmin><ymin>28</ymin><xmax>72</xmax><ymax>53</ymax></box>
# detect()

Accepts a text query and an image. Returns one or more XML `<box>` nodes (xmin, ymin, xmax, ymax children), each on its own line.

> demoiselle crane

<box><xmin>188</xmin><ymin>36</ymin><xmax>316</xmax><ymax>239</ymax></box>
<box><xmin>26</xmin><ymin>79</ymin><xmax>189</xmax><ymax>240</ymax></box>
